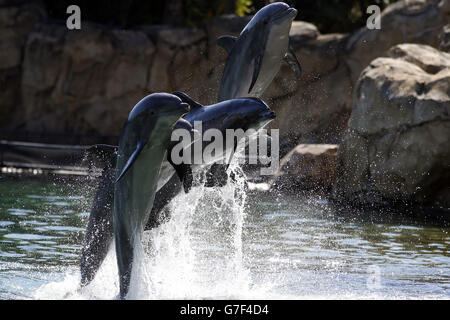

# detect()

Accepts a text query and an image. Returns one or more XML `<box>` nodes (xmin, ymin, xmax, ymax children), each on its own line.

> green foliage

<box><xmin>235</xmin><ymin>0</ymin><xmax>253</xmax><ymax>17</ymax></box>
<box><xmin>43</xmin><ymin>0</ymin><xmax>399</xmax><ymax>33</ymax></box>
<box><xmin>183</xmin><ymin>0</ymin><xmax>227</xmax><ymax>28</ymax></box>
<box><xmin>183</xmin><ymin>0</ymin><xmax>253</xmax><ymax>26</ymax></box>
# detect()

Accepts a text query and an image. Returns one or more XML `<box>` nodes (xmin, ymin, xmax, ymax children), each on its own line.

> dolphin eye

<box><xmin>263</xmin><ymin>20</ymin><xmax>268</xmax><ymax>25</ymax></box>
<box><xmin>149</xmin><ymin>111</ymin><xmax>155</xmax><ymax>116</ymax></box>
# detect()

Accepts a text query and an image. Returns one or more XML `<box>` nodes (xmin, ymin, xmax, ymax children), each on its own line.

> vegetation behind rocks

<box><xmin>42</xmin><ymin>0</ymin><xmax>398</xmax><ymax>33</ymax></box>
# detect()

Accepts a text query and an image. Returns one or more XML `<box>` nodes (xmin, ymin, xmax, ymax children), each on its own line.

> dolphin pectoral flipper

<box><xmin>171</xmin><ymin>163</ymin><xmax>193</xmax><ymax>193</ymax></box>
<box><xmin>146</xmin><ymin>175</ymin><xmax>183</xmax><ymax>230</ymax></box>
<box><xmin>116</xmin><ymin>140</ymin><xmax>146</xmax><ymax>182</ymax></box>
<box><xmin>284</xmin><ymin>46</ymin><xmax>301</xmax><ymax>79</ymax></box>
<box><xmin>216</xmin><ymin>35</ymin><xmax>237</xmax><ymax>54</ymax></box>
<box><xmin>249</xmin><ymin>53</ymin><xmax>263</xmax><ymax>94</ymax></box>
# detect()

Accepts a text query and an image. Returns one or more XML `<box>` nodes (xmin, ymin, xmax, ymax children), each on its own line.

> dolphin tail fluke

<box><xmin>116</xmin><ymin>140</ymin><xmax>145</xmax><ymax>183</ymax></box>
<box><xmin>284</xmin><ymin>46</ymin><xmax>302</xmax><ymax>79</ymax></box>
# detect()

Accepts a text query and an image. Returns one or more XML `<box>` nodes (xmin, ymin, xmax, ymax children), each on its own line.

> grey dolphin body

<box><xmin>113</xmin><ymin>93</ymin><xmax>189</xmax><ymax>298</ymax></box>
<box><xmin>217</xmin><ymin>2</ymin><xmax>301</xmax><ymax>101</ymax></box>
<box><xmin>80</xmin><ymin>144</ymin><xmax>117</xmax><ymax>287</ymax></box>
<box><xmin>162</xmin><ymin>92</ymin><xmax>277</xmax><ymax>194</ymax></box>
<box><xmin>80</xmin><ymin>93</ymin><xmax>275</xmax><ymax>289</ymax></box>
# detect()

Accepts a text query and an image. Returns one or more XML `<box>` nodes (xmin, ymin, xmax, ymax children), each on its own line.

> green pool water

<box><xmin>0</xmin><ymin>178</ymin><xmax>448</xmax><ymax>299</ymax></box>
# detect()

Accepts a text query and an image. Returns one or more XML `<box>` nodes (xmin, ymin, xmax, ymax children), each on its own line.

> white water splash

<box><xmin>31</xmin><ymin>157</ymin><xmax>450</xmax><ymax>300</ymax></box>
<box><xmin>126</xmin><ymin>163</ymin><xmax>252</xmax><ymax>299</ymax></box>
<box><xmin>35</xmin><ymin>161</ymin><xmax>256</xmax><ymax>300</ymax></box>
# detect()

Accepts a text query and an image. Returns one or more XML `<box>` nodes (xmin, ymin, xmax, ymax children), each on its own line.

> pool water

<box><xmin>0</xmin><ymin>176</ymin><xmax>448</xmax><ymax>299</ymax></box>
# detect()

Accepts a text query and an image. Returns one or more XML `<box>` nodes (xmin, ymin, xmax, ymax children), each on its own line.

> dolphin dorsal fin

<box><xmin>172</xmin><ymin>91</ymin><xmax>203</xmax><ymax>110</ymax></box>
<box><xmin>216</xmin><ymin>35</ymin><xmax>237</xmax><ymax>55</ymax></box>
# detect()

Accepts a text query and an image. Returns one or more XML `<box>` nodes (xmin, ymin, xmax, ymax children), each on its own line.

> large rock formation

<box><xmin>0</xmin><ymin>2</ymin><xmax>45</xmax><ymax>127</ymax></box>
<box><xmin>270</xmin><ymin>144</ymin><xmax>339</xmax><ymax>195</ymax></box>
<box><xmin>15</xmin><ymin>22</ymin><xmax>154</xmax><ymax>135</ymax></box>
<box><xmin>331</xmin><ymin>44</ymin><xmax>450</xmax><ymax>209</ymax></box>
<box><xmin>0</xmin><ymin>0</ymin><xmax>448</xmax><ymax>147</ymax></box>
<box><xmin>268</xmin><ymin>0</ymin><xmax>449</xmax><ymax>152</ymax></box>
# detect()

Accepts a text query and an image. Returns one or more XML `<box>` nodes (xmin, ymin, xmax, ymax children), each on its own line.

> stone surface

<box><xmin>0</xmin><ymin>0</ymin><xmax>449</xmax><ymax>146</ymax></box>
<box><xmin>331</xmin><ymin>44</ymin><xmax>450</xmax><ymax>208</ymax></box>
<box><xmin>15</xmin><ymin>22</ymin><xmax>154</xmax><ymax>135</ymax></box>
<box><xmin>140</xmin><ymin>25</ymin><xmax>213</xmax><ymax>104</ymax></box>
<box><xmin>0</xmin><ymin>1</ymin><xmax>45</xmax><ymax>127</ymax></box>
<box><xmin>267</xmin><ymin>0</ymin><xmax>450</xmax><ymax>153</ymax></box>
<box><xmin>439</xmin><ymin>24</ymin><xmax>450</xmax><ymax>52</ymax></box>
<box><xmin>270</xmin><ymin>144</ymin><xmax>339</xmax><ymax>194</ymax></box>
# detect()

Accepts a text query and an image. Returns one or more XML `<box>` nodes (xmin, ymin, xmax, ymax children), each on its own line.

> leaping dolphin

<box><xmin>113</xmin><ymin>93</ymin><xmax>189</xmax><ymax>299</ymax></box>
<box><xmin>163</xmin><ymin>92</ymin><xmax>276</xmax><ymax>193</ymax></box>
<box><xmin>79</xmin><ymin>93</ymin><xmax>276</xmax><ymax>289</ymax></box>
<box><xmin>217</xmin><ymin>2</ymin><xmax>301</xmax><ymax>101</ymax></box>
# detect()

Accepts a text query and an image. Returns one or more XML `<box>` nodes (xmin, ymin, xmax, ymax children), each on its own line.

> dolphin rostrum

<box><xmin>113</xmin><ymin>93</ymin><xmax>189</xmax><ymax>299</ymax></box>
<box><xmin>80</xmin><ymin>93</ymin><xmax>276</xmax><ymax>289</ymax></box>
<box><xmin>217</xmin><ymin>2</ymin><xmax>301</xmax><ymax>101</ymax></box>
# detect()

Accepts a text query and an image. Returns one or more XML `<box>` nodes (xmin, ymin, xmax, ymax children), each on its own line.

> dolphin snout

<box><xmin>273</xmin><ymin>6</ymin><xmax>297</xmax><ymax>21</ymax></box>
<box><xmin>287</xmin><ymin>7</ymin><xmax>297</xmax><ymax>18</ymax></box>
<box><xmin>261</xmin><ymin>111</ymin><xmax>276</xmax><ymax>120</ymax></box>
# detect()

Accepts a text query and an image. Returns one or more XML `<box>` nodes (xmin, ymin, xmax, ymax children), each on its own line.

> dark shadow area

<box><xmin>41</xmin><ymin>0</ymin><xmax>398</xmax><ymax>33</ymax></box>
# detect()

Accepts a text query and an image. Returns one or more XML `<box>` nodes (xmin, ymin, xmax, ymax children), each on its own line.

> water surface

<box><xmin>0</xmin><ymin>177</ymin><xmax>448</xmax><ymax>299</ymax></box>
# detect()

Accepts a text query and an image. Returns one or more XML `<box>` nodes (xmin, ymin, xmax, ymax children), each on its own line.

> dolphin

<box><xmin>80</xmin><ymin>144</ymin><xmax>117</xmax><ymax>288</ymax></box>
<box><xmin>146</xmin><ymin>93</ymin><xmax>277</xmax><ymax>226</ymax></box>
<box><xmin>217</xmin><ymin>2</ymin><xmax>301</xmax><ymax>101</ymax></box>
<box><xmin>79</xmin><ymin>93</ymin><xmax>275</xmax><ymax>288</ymax></box>
<box><xmin>113</xmin><ymin>93</ymin><xmax>189</xmax><ymax>299</ymax></box>
<box><xmin>165</xmin><ymin>92</ymin><xmax>276</xmax><ymax>193</ymax></box>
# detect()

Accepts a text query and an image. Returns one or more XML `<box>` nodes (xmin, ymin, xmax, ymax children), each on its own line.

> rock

<box><xmin>205</xmin><ymin>14</ymin><xmax>251</xmax><ymax>63</ymax></box>
<box><xmin>345</xmin><ymin>0</ymin><xmax>449</xmax><ymax>83</ymax></box>
<box><xmin>0</xmin><ymin>1</ymin><xmax>45</xmax><ymax>126</ymax></box>
<box><xmin>140</xmin><ymin>25</ymin><xmax>213</xmax><ymax>104</ymax></box>
<box><xmin>439</xmin><ymin>24</ymin><xmax>450</xmax><ymax>52</ymax></box>
<box><xmin>16</xmin><ymin>22</ymin><xmax>155</xmax><ymax>135</ymax></box>
<box><xmin>265</xmin><ymin>32</ymin><xmax>352</xmax><ymax>152</ymax></box>
<box><xmin>267</xmin><ymin>0</ymin><xmax>450</xmax><ymax>152</ymax></box>
<box><xmin>331</xmin><ymin>44</ymin><xmax>450</xmax><ymax>209</ymax></box>
<box><xmin>1</xmin><ymin>0</ymin><xmax>449</xmax><ymax>147</ymax></box>
<box><xmin>270</xmin><ymin>144</ymin><xmax>338</xmax><ymax>194</ymax></box>
<box><xmin>289</xmin><ymin>21</ymin><xmax>319</xmax><ymax>41</ymax></box>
